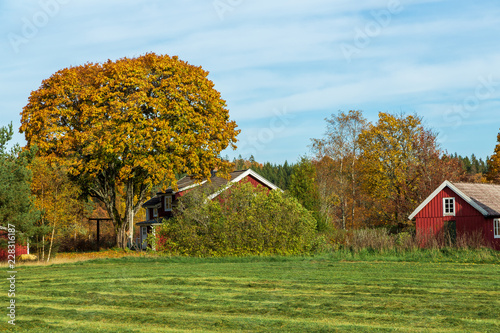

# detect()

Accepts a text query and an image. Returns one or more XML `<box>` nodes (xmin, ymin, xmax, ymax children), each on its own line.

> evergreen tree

<box><xmin>288</xmin><ymin>156</ymin><xmax>324</xmax><ymax>230</ymax></box>
<box><xmin>454</xmin><ymin>154</ymin><xmax>488</xmax><ymax>176</ymax></box>
<box><xmin>470</xmin><ymin>154</ymin><xmax>479</xmax><ymax>174</ymax></box>
<box><xmin>252</xmin><ymin>161</ymin><xmax>294</xmax><ymax>190</ymax></box>
<box><xmin>0</xmin><ymin>123</ymin><xmax>41</xmax><ymax>244</ymax></box>
<box><xmin>462</xmin><ymin>156</ymin><xmax>472</xmax><ymax>173</ymax></box>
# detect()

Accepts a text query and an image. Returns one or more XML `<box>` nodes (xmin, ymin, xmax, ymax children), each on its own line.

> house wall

<box><xmin>415</xmin><ymin>187</ymin><xmax>500</xmax><ymax>249</ymax></box>
<box><xmin>0</xmin><ymin>233</ymin><xmax>28</xmax><ymax>260</ymax></box>
<box><xmin>147</xmin><ymin>196</ymin><xmax>174</xmax><ymax>220</ymax></box>
<box><xmin>485</xmin><ymin>218</ymin><xmax>500</xmax><ymax>250</ymax></box>
<box><xmin>244</xmin><ymin>174</ymin><xmax>273</xmax><ymax>191</ymax></box>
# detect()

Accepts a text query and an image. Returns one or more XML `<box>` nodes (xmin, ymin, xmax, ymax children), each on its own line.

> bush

<box><xmin>157</xmin><ymin>182</ymin><xmax>317</xmax><ymax>256</ymax></box>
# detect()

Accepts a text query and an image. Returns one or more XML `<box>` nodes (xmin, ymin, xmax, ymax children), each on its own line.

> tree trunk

<box><xmin>351</xmin><ymin>155</ymin><xmax>356</xmax><ymax>229</ymax></box>
<box><xmin>115</xmin><ymin>222</ymin><xmax>128</xmax><ymax>249</ymax></box>
<box><xmin>125</xmin><ymin>179</ymin><xmax>134</xmax><ymax>248</ymax></box>
<box><xmin>91</xmin><ymin>175</ymin><xmax>149</xmax><ymax>250</ymax></box>
<box><xmin>42</xmin><ymin>235</ymin><xmax>45</xmax><ymax>261</ymax></box>
<box><xmin>341</xmin><ymin>200</ymin><xmax>346</xmax><ymax>230</ymax></box>
<box><xmin>339</xmin><ymin>158</ymin><xmax>346</xmax><ymax>230</ymax></box>
<box><xmin>47</xmin><ymin>224</ymin><xmax>56</xmax><ymax>262</ymax></box>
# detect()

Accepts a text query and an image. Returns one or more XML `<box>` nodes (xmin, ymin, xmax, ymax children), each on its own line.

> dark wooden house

<box><xmin>137</xmin><ymin>169</ymin><xmax>279</xmax><ymax>249</ymax></box>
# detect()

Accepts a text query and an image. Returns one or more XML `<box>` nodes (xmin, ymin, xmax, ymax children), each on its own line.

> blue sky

<box><xmin>1</xmin><ymin>0</ymin><xmax>500</xmax><ymax>164</ymax></box>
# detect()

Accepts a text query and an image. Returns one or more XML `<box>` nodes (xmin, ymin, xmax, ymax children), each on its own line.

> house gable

<box><xmin>412</xmin><ymin>186</ymin><xmax>484</xmax><ymax>219</ymax></box>
<box><xmin>206</xmin><ymin>169</ymin><xmax>279</xmax><ymax>200</ymax></box>
<box><xmin>409</xmin><ymin>181</ymin><xmax>488</xmax><ymax>220</ymax></box>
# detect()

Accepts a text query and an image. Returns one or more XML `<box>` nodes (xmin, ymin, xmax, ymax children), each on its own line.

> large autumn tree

<box><xmin>358</xmin><ymin>112</ymin><xmax>461</xmax><ymax>228</ymax></box>
<box><xmin>21</xmin><ymin>53</ymin><xmax>239</xmax><ymax>248</ymax></box>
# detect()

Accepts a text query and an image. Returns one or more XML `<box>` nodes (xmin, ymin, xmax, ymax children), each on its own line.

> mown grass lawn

<box><xmin>2</xmin><ymin>253</ymin><xmax>499</xmax><ymax>332</ymax></box>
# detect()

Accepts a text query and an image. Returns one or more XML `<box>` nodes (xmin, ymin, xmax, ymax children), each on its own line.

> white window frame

<box><xmin>153</xmin><ymin>207</ymin><xmax>158</xmax><ymax>218</ymax></box>
<box><xmin>164</xmin><ymin>195</ymin><xmax>172</xmax><ymax>212</ymax></box>
<box><xmin>443</xmin><ymin>197</ymin><xmax>455</xmax><ymax>216</ymax></box>
<box><xmin>494</xmin><ymin>218</ymin><xmax>500</xmax><ymax>239</ymax></box>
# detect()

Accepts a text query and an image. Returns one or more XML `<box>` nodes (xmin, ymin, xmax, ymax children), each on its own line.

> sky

<box><xmin>1</xmin><ymin>0</ymin><xmax>500</xmax><ymax>164</ymax></box>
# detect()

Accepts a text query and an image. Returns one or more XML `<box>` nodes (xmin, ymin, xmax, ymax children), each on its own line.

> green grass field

<box><xmin>2</xmin><ymin>253</ymin><xmax>499</xmax><ymax>332</ymax></box>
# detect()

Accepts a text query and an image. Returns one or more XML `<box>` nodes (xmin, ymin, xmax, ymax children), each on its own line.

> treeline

<box><xmin>236</xmin><ymin>152</ymin><xmax>488</xmax><ymax>193</ymax></box>
<box><xmin>234</xmin><ymin>151</ymin><xmax>488</xmax><ymax>197</ymax></box>
<box><xmin>238</xmin><ymin>111</ymin><xmax>496</xmax><ymax>232</ymax></box>
<box><xmin>454</xmin><ymin>153</ymin><xmax>488</xmax><ymax>175</ymax></box>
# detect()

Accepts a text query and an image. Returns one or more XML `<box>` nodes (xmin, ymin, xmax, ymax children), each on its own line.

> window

<box><xmin>146</xmin><ymin>209</ymin><xmax>150</xmax><ymax>221</ymax></box>
<box><xmin>164</xmin><ymin>196</ymin><xmax>172</xmax><ymax>212</ymax></box>
<box><xmin>153</xmin><ymin>208</ymin><xmax>158</xmax><ymax>218</ymax></box>
<box><xmin>443</xmin><ymin>197</ymin><xmax>455</xmax><ymax>216</ymax></box>
<box><xmin>494</xmin><ymin>219</ymin><xmax>500</xmax><ymax>239</ymax></box>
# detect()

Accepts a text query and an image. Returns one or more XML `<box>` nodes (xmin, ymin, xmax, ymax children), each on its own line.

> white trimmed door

<box><xmin>140</xmin><ymin>226</ymin><xmax>148</xmax><ymax>250</ymax></box>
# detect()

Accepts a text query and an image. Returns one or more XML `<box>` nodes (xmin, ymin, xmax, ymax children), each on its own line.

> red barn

<box><xmin>137</xmin><ymin>169</ymin><xmax>279</xmax><ymax>249</ymax></box>
<box><xmin>409</xmin><ymin>181</ymin><xmax>500</xmax><ymax>250</ymax></box>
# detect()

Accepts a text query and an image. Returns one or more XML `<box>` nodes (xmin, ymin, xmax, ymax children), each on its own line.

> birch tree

<box><xmin>311</xmin><ymin>110</ymin><xmax>367</xmax><ymax>229</ymax></box>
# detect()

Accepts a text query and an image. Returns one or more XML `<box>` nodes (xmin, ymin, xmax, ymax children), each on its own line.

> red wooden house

<box><xmin>137</xmin><ymin>169</ymin><xmax>279</xmax><ymax>249</ymax></box>
<box><xmin>0</xmin><ymin>226</ymin><xmax>28</xmax><ymax>260</ymax></box>
<box><xmin>409</xmin><ymin>180</ymin><xmax>500</xmax><ymax>250</ymax></box>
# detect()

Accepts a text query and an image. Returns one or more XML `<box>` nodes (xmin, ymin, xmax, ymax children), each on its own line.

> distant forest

<box><xmin>453</xmin><ymin>153</ymin><xmax>488</xmax><ymax>175</ymax></box>
<box><xmin>232</xmin><ymin>153</ymin><xmax>488</xmax><ymax>191</ymax></box>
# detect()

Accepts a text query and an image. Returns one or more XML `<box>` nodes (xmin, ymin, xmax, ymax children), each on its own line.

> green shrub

<box><xmin>157</xmin><ymin>182</ymin><xmax>317</xmax><ymax>256</ymax></box>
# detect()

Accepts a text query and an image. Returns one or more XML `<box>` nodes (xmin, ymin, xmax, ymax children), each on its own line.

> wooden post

<box><xmin>97</xmin><ymin>219</ymin><xmax>100</xmax><ymax>245</ymax></box>
<box><xmin>88</xmin><ymin>218</ymin><xmax>112</xmax><ymax>249</ymax></box>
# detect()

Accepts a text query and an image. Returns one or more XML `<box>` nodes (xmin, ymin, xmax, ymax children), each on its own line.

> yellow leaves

<box><xmin>30</xmin><ymin>156</ymin><xmax>87</xmax><ymax>232</ymax></box>
<box><xmin>21</xmin><ymin>52</ymin><xmax>239</xmax><ymax>193</ymax></box>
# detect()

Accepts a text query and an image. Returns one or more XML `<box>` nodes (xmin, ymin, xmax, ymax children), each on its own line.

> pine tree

<box><xmin>288</xmin><ymin>156</ymin><xmax>323</xmax><ymax>229</ymax></box>
<box><xmin>0</xmin><ymin>123</ymin><xmax>41</xmax><ymax>245</ymax></box>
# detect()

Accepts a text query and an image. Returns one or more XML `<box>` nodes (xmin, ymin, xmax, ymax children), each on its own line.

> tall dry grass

<box><xmin>0</xmin><ymin>248</ymin><xmax>148</xmax><ymax>267</ymax></box>
<box><xmin>324</xmin><ymin>228</ymin><xmax>491</xmax><ymax>253</ymax></box>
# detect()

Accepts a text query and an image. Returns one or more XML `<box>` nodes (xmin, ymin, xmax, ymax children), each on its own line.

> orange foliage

<box><xmin>21</xmin><ymin>53</ymin><xmax>240</xmax><ymax>248</ymax></box>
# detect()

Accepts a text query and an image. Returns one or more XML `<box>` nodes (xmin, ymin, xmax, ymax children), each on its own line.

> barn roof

<box><xmin>453</xmin><ymin>182</ymin><xmax>500</xmax><ymax>216</ymax></box>
<box><xmin>409</xmin><ymin>180</ymin><xmax>500</xmax><ymax>220</ymax></box>
<box><xmin>142</xmin><ymin>169</ymin><xmax>279</xmax><ymax>207</ymax></box>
